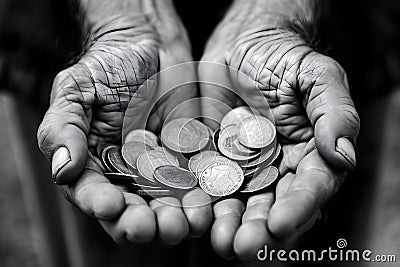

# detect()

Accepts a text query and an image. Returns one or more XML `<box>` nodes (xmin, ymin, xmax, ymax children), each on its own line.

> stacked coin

<box><xmin>101</xmin><ymin>107</ymin><xmax>281</xmax><ymax>199</ymax></box>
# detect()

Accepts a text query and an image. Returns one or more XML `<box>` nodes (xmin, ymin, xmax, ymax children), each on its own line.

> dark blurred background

<box><xmin>0</xmin><ymin>0</ymin><xmax>399</xmax><ymax>266</ymax></box>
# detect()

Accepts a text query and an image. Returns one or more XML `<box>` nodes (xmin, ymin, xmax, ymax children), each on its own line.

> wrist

<box><xmin>78</xmin><ymin>0</ymin><xmax>147</xmax><ymax>44</ymax></box>
<box><xmin>226</xmin><ymin>0</ymin><xmax>319</xmax><ymax>37</ymax></box>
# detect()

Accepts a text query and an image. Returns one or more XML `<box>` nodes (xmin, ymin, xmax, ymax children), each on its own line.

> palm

<box><xmin>38</xmin><ymin>9</ymin><xmax>210</xmax><ymax>245</ymax></box>
<box><xmin>200</xmin><ymin>20</ymin><xmax>359</xmax><ymax>259</ymax></box>
<box><xmin>51</xmin><ymin>18</ymin><xmax>160</xmax><ymax>150</ymax></box>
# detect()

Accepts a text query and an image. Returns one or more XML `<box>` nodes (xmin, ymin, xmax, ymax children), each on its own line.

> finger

<box><xmin>233</xmin><ymin>192</ymin><xmax>275</xmax><ymax>261</ymax></box>
<box><xmin>279</xmin><ymin>143</ymin><xmax>307</xmax><ymax>175</ymax></box>
<box><xmin>64</xmin><ymin>160</ymin><xmax>125</xmax><ymax>220</ymax></box>
<box><xmin>279</xmin><ymin>139</ymin><xmax>315</xmax><ymax>176</ymax></box>
<box><xmin>37</xmin><ymin>69</ymin><xmax>91</xmax><ymax>184</ymax></box>
<box><xmin>300</xmin><ymin>53</ymin><xmax>360</xmax><ymax>171</ymax></box>
<box><xmin>150</xmin><ymin>197</ymin><xmax>189</xmax><ymax>245</ymax></box>
<box><xmin>99</xmin><ymin>193</ymin><xmax>156</xmax><ymax>244</ymax></box>
<box><xmin>181</xmin><ymin>188</ymin><xmax>213</xmax><ymax>238</ymax></box>
<box><xmin>275</xmin><ymin>172</ymin><xmax>295</xmax><ymax>199</ymax></box>
<box><xmin>286</xmin><ymin>210</ymin><xmax>321</xmax><ymax>243</ymax></box>
<box><xmin>211</xmin><ymin>198</ymin><xmax>245</xmax><ymax>259</ymax></box>
<box><xmin>268</xmin><ymin>149</ymin><xmax>345</xmax><ymax>239</ymax></box>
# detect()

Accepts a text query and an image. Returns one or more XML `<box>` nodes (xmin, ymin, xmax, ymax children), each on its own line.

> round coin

<box><xmin>122</xmin><ymin>141</ymin><xmax>153</xmax><ymax>169</ymax></box>
<box><xmin>220</xmin><ymin>106</ymin><xmax>255</xmax><ymax>128</ymax></box>
<box><xmin>136</xmin><ymin>150</ymin><xmax>179</xmax><ymax>183</ymax></box>
<box><xmin>161</xmin><ymin>118</ymin><xmax>210</xmax><ymax>153</ymax></box>
<box><xmin>188</xmin><ymin>150</ymin><xmax>221</xmax><ymax>173</ymax></box>
<box><xmin>154</xmin><ymin>166</ymin><xmax>198</xmax><ymax>190</ymax></box>
<box><xmin>238</xmin><ymin>115</ymin><xmax>276</xmax><ymax>149</ymax></box>
<box><xmin>104</xmin><ymin>172</ymin><xmax>140</xmax><ymax>185</ymax></box>
<box><xmin>241</xmin><ymin>166</ymin><xmax>279</xmax><ymax>193</ymax></box>
<box><xmin>218</xmin><ymin>125</ymin><xmax>260</xmax><ymax>161</ymax></box>
<box><xmin>124</xmin><ymin>129</ymin><xmax>159</xmax><ymax>148</ymax></box>
<box><xmin>244</xmin><ymin>166</ymin><xmax>260</xmax><ymax>178</ymax></box>
<box><xmin>243</xmin><ymin>143</ymin><xmax>281</xmax><ymax>169</ymax></box>
<box><xmin>195</xmin><ymin>155</ymin><xmax>231</xmax><ymax>177</ymax></box>
<box><xmin>199</xmin><ymin>161</ymin><xmax>244</xmax><ymax>197</ymax></box>
<box><xmin>153</xmin><ymin>147</ymin><xmax>180</xmax><ymax>165</ymax></box>
<box><xmin>101</xmin><ymin>145</ymin><xmax>119</xmax><ymax>172</ymax></box>
<box><xmin>108</xmin><ymin>147</ymin><xmax>131</xmax><ymax>174</ymax></box>
<box><xmin>213</xmin><ymin>128</ymin><xmax>221</xmax><ymax>149</ymax></box>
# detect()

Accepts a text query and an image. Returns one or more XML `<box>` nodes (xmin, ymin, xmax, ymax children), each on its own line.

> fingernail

<box><xmin>335</xmin><ymin>137</ymin><xmax>356</xmax><ymax>168</ymax></box>
<box><xmin>52</xmin><ymin>147</ymin><xmax>71</xmax><ymax>182</ymax></box>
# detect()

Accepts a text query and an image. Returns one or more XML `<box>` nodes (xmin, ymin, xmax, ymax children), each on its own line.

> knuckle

<box><xmin>37</xmin><ymin>112</ymin><xmax>56</xmax><ymax>157</ymax></box>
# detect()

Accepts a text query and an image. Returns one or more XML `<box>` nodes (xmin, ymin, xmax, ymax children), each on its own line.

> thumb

<box><xmin>300</xmin><ymin>53</ymin><xmax>360</xmax><ymax>171</ymax></box>
<box><xmin>37</xmin><ymin>69</ymin><xmax>91</xmax><ymax>184</ymax></box>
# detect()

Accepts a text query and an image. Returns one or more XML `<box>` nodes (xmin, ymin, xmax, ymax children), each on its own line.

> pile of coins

<box><xmin>101</xmin><ymin>106</ymin><xmax>281</xmax><ymax>198</ymax></box>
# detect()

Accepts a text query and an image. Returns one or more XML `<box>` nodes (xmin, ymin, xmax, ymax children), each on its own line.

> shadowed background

<box><xmin>0</xmin><ymin>0</ymin><xmax>399</xmax><ymax>266</ymax></box>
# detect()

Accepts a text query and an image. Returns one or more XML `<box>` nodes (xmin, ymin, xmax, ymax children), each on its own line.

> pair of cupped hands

<box><xmin>37</xmin><ymin>0</ymin><xmax>360</xmax><ymax>261</ymax></box>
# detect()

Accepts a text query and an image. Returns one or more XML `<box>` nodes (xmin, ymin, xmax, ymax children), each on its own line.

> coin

<box><xmin>104</xmin><ymin>172</ymin><xmax>139</xmax><ymax>184</ymax></box>
<box><xmin>218</xmin><ymin>125</ymin><xmax>260</xmax><ymax>161</ymax></box>
<box><xmin>161</xmin><ymin>118</ymin><xmax>210</xmax><ymax>153</ymax></box>
<box><xmin>154</xmin><ymin>166</ymin><xmax>198</xmax><ymax>190</ymax></box>
<box><xmin>244</xmin><ymin>165</ymin><xmax>258</xmax><ymax>175</ymax></box>
<box><xmin>122</xmin><ymin>141</ymin><xmax>153</xmax><ymax>169</ymax></box>
<box><xmin>199</xmin><ymin>161</ymin><xmax>244</xmax><ymax>197</ymax></box>
<box><xmin>105</xmin><ymin>173</ymin><xmax>164</xmax><ymax>190</ymax></box>
<box><xmin>188</xmin><ymin>150</ymin><xmax>221</xmax><ymax>173</ymax></box>
<box><xmin>195</xmin><ymin>155</ymin><xmax>231</xmax><ymax>177</ymax></box>
<box><xmin>108</xmin><ymin>147</ymin><xmax>131</xmax><ymax>174</ymax></box>
<box><xmin>241</xmin><ymin>166</ymin><xmax>279</xmax><ymax>193</ymax></box>
<box><xmin>244</xmin><ymin>143</ymin><xmax>281</xmax><ymax>169</ymax></box>
<box><xmin>136</xmin><ymin>150</ymin><xmax>179</xmax><ymax>183</ymax></box>
<box><xmin>101</xmin><ymin>145</ymin><xmax>119</xmax><ymax>172</ymax></box>
<box><xmin>124</xmin><ymin>129</ymin><xmax>159</xmax><ymax>148</ymax></box>
<box><xmin>153</xmin><ymin>147</ymin><xmax>180</xmax><ymax>165</ymax></box>
<box><xmin>238</xmin><ymin>115</ymin><xmax>276</xmax><ymax>149</ymax></box>
<box><xmin>240</xmin><ymin>145</ymin><xmax>275</xmax><ymax>169</ymax></box>
<box><xmin>220</xmin><ymin>106</ymin><xmax>255</xmax><ymax>128</ymax></box>
<box><xmin>212</xmin><ymin>128</ymin><xmax>221</xmax><ymax>149</ymax></box>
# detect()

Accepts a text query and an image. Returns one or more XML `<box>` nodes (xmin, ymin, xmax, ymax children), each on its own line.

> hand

<box><xmin>199</xmin><ymin>3</ymin><xmax>360</xmax><ymax>260</ymax></box>
<box><xmin>37</xmin><ymin>0</ymin><xmax>212</xmax><ymax>245</ymax></box>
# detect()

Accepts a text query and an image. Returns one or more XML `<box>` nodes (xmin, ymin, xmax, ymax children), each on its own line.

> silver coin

<box><xmin>105</xmin><ymin>173</ymin><xmax>165</xmax><ymax>190</ymax></box>
<box><xmin>243</xmin><ymin>143</ymin><xmax>281</xmax><ymax>169</ymax></box>
<box><xmin>153</xmin><ymin>147</ymin><xmax>180</xmax><ymax>165</ymax></box>
<box><xmin>188</xmin><ymin>150</ymin><xmax>221</xmax><ymax>173</ymax></box>
<box><xmin>212</xmin><ymin>128</ymin><xmax>221</xmax><ymax>149</ymax></box>
<box><xmin>154</xmin><ymin>166</ymin><xmax>198</xmax><ymax>190</ymax></box>
<box><xmin>218</xmin><ymin>125</ymin><xmax>260</xmax><ymax>161</ymax></box>
<box><xmin>122</xmin><ymin>141</ymin><xmax>153</xmax><ymax>169</ymax></box>
<box><xmin>104</xmin><ymin>172</ymin><xmax>139</xmax><ymax>183</ymax></box>
<box><xmin>240</xmin><ymin>145</ymin><xmax>275</xmax><ymax>168</ymax></box>
<box><xmin>101</xmin><ymin>145</ymin><xmax>119</xmax><ymax>172</ymax></box>
<box><xmin>108</xmin><ymin>147</ymin><xmax>131</xmax><ymax>174</ymax></box>
<box><xmin>241</xmin><ymin>166</ymin><xmax>279</xmax><ymax>193</ymax></box>
<box><xmin>136</xmin><ymin>150</ymin><xmax>179</xmax><ymax>183</ymax></box>
<box><xmin>220</xmin><ymin>106</ymin><xmax>255</xmax><ymax>128</ymax></box>
<box><xmin>161</xmin><ymin>118</ymin><xmax>210</xmax><ymax>153</ymax></box>
<box><xmin>124</xmin><ymin>129</ymin><xmax>159</xmax><ymax>148</ymax></box>
<box><xmin>238</xmin><ymin>115</ymin><xmax>276</xmax><ymax>149</ymax></box>
<box><xmin>199</xmin><ymin>161</ymin><xmax>244</xmax><ymax>197</ymax></box>
<box><xmin>195</xmin><ymin>155</ymin><xmax>231</xmax><ymax>177</ymax></box>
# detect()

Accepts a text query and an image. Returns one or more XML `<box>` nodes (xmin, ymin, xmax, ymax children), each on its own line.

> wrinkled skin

<box><xmin>200</xmin><ymin>11</ymin><xmax>360</xmax><ymax>260</ymax></box>
<box><xmin>37</xmin><ymin>3</ymin><xmax>213</xmax><ymax>244</ymax></box>
<box><xmin>37</xmin><ymin>0</ymin><xmax>360</xmax><ymax>258</ymax></box>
